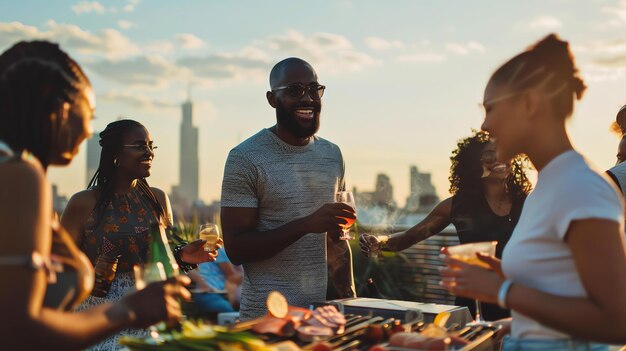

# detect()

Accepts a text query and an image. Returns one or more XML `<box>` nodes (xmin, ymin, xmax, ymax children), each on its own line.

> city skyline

<box><xmin>3</xmin><ymin>1</ymin><xmax>626</xmax><ymax>206</ymax></box>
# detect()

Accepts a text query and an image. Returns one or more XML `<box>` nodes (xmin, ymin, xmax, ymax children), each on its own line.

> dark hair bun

<box><xmin>531</xmin><ymin>33</ymin><xmax>586</xmax><ymax>100</ymax></box>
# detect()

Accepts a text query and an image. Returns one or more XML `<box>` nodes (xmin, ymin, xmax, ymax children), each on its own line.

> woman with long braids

<box><xmin>0</xmin><ymin>40</ymin><xmax>191</xmax><ymax>350</ymax></box>
<box><xmin>62</xmin><ymin>119</ymin><xmax>220</xmax><ymax>350</ymax></box>
<box><xmin>441</xmin><ymin>34</ymin><xmax>626</xmax><ymax>349</ymax></box>
<box><xmin>360</xmin><ymin>130</ymin><xmax>532</xmax><ymax>321</ymax></box>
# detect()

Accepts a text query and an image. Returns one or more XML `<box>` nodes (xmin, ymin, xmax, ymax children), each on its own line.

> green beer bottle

<box><xmin>148</xmin><ymin>223</ymin><xmax>179</xmax><ymax>278</ymax></box>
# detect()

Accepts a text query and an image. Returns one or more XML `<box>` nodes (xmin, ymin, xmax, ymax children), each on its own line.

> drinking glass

<box><xmin>335</xmin><ymin>191</ymin><xmax>356</xmax><ymax>240</ymax></box>
<box><xmin>199</xmin><ymin>223</ymin><xmax>221</xmax><ymax>252</ymax></box>
<box><xmin>367</xmin><ymin>234</ymin><xmax>387</xmax><ymax>258</ymax></box>
<box><xmin>446</xmin><ymin>241</ymin><xmax>497</xmax><ymax>325</ymax></box>
<box><xmin>133</xmin><ymin>262</ymin><xmax>167</xmax><ymax>340</ymax></box>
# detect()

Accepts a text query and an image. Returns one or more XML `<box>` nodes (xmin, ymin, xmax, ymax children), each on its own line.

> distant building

<box><xmin>171</xmin><ymin>95</ymin><xmax>200</xmax><ymax>217</ymax></box>
<box><xmin>86</xmin><ymin>132</ymin><xmax>100</xmax><ymax>187</ymax></box>
<box><xmin>373</xmin><ymin>174</ymin><xmax>393</xmax><ymax>205</ymax></box>
<box><xmin>354</xmin><ymin>173</ymin><xmax>396</xmax><ymax>208</ymax></box>
<box><xmin>405</xmin><ymin>165</ymin><xmax>439</xmax><ymax>213</ymax></box>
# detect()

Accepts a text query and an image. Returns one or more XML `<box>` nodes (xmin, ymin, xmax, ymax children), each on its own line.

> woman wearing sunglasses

<box><xmin>441</xmin><ymin>34</ymin><xmax>626</xmax><ymax>349</ymax></box>
<box><xmin>61</xmin><ymin>119</ymin><xmax>220</xmax><ymax>350</ymax></box>
<box><xmin>360</xmin><ymin>130</ymin><xmax>531</xmax><ymax>321</ymax></box>
<box><xmin>0</xmin><ymin>41</ymin><xmax>192</xmax><ymax>351</ymax></box>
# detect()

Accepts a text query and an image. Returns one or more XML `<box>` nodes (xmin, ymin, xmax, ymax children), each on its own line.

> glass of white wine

<box><xmin>199</xmin><ymin>223</ymin><xmax>221</xmax><ymax>252</ymax></box>
<box><xmin>446</xmin><ymin>241</ymin><xmax>497</xmax><ymax>325</ymax></box>
<box><xmin>133</xmin><ymin>262</ymin><xmax>167</xmax><ymax>341</ymax></box>
<box><xmin>335</xmin><ymin>191</ymin><xmax>356</xmax><ymax>241</ymax></box>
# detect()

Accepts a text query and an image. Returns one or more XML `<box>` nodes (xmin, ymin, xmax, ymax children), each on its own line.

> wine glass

<box><xmin>199</xmin><ymin>223</ymin><xmax>221</xmax><ymax>252</ymax></box>
<box><xmin>133</xmin><ymin>262</ymin><xmax>167</xmax><ymax>340</ymax></box>
<box><xmin>445</xmin><ymin>241</ymin><xmax>497</xmax><ymax>326</ymax></box>
<box><xmin>335</xmin><ymin>191</ymin><xmax>356</xmax><ymax>240</ymax></box>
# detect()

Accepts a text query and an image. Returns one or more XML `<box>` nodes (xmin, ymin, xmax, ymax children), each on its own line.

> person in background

<box><xmin>61</xmin><ymin>119</ymin><xmax>220</xmax><ymax>350</ymax></box>
<box><xmin>220</xmin><ymin>57</ymin><xmax>356</xmax><ymax>320</ymax></box>
<box><xmin>0</xmin><ymin>40</ymin><xmax>191</xmax><ymax>351</ymax></box>
<box><xmin>188</xmin><ymin>247</ymin><xmax>243</xmax><ymax>315</ymax></box>
<box><xmin>606</xmin><ymin>106</ymin><xmax>626</xmax><ymax>196</ymax></box>
<box><xmin>360</xmin><ymin>130</ymin><xmax>531</xmax><ymax>321</ymax></box>
<box><xmin>441</xmin><ymin>34</ymin><xmax>626</xmax><ymax>349</ymax></box>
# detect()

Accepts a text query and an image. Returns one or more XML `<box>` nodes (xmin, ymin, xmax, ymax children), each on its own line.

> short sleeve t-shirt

<box><xmin>221</xmin><ymin>128</ymin><xmax>345</xmax><ymax>320</ymax></box>
<box><xmin>502</xmin><ymin>150</ymin><xmax>624</xmax><ymax>340</ymax></box>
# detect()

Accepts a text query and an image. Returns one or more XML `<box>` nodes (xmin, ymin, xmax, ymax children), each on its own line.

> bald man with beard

<box><xmin>220</xmin><ymin>58</ymin><xmax>356</xmax><ymax>320</ymax></box>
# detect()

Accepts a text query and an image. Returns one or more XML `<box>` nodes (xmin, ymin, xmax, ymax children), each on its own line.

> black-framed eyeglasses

<box><xmin>122</xmin><ymin>143</ymin><xmax>157</xmax><ymax>153</ymax></box>
<box><xmin>272</xmin><ymin>83</ymin><xmax>326</xmax><ymax>100</ymax></box>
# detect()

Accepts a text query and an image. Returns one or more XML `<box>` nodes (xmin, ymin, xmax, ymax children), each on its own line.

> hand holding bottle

<box><xmin>119</xmin><ymin>275</ymin><xmax>192</xmax><ymax>329</ymax></box>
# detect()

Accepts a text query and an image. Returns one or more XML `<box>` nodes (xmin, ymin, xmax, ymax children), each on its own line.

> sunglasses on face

<box><xmin>272</xmin><ymin>83</ymin><xmax>326</xmax><ymax>100</ymax></box>
<box><xmin>122</xmin><ymin>142</ymin><xmax>157</xmax><ymax>153</ymax></box>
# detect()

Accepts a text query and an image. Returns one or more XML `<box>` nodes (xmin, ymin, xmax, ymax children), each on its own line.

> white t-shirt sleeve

<box><xmin>221</xmin><ymin>148</ymin><xmax>259</xmax><ymax>208</ymax></box>
<box><xmin>554</xmin><ymin>173</ymin><xmax>623</xmax><ymax>240</ymax></box>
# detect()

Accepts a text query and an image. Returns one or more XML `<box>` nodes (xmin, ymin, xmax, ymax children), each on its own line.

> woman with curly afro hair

<box><xmin>360</xmin><ymin>129</ymin><xmax>531</xmax><ymax>321</ymax></box>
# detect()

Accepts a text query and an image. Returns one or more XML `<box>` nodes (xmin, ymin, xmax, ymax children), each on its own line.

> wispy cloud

<box><xmin>395</xmin><ymin>39</ymin><xmax>484</xmax><ymax>63</ymax></box>
<box><xmin>528</xmin><ymin>15</ymin><xmax>563</xmax><ymax>30</ymax></box>
<box><xmin>176</xmin><ymin>33</ymin><xmax>206</xmax><ymax>50</ymax></box>
<box><xmin>602</xmin><ymin>0</ymin><xmax>626</xmax><ymax>25</ymax></box>
<box><xmin>573</xmin><ymin>36</ymin><xmax>626</xmax><ymax>81</ymax></box>
<box><xmin>123</xmin><ymin>0</ymin><xmax>141</xmax><ymax>13</ymax></box>
<box><xmin>364</xmin><ymin>37</ymin><xmax>405</xmax><ymax>51</ymax></box>
<box><xmin>0</xmin><ymin>23</ymin><xmax>378</xmax><ymax>87</ymax></box>
<box><xmin>89</xmin><ymin>55</ymin><xmax>183</xmax><ymax>86</ymax></box>
<box><xmin>71</xmin><ymin>1</ymin><xmax>105</xmax><ymax>15</ymax></box>
<box><xmin>117</xmin><ymin>20</ymin><xmax>135</xmax><ymax>30</ymax></box>
<box><xmin>177</xmin><ymin>50</ymin><xmax>269</xmax><ymax>81</ymax></box>
<box><xmin>445</xmin><ymin>41</ymin><xmax>485</xmax><ymax>55</ymax></box>
<box><xmin>100</xmin><ymin>90</ymin><xmax>178</xmax><ymax>110</ymax></box>
<box><xmin>260</xmin><ymin>30</ymin><xmax>379</xmax><ymax>74</ymax></box>
<box><xmin>145</xmin><ymin>40</ymin><xmax>174</xmax><ymax>54</ymax></box>
<box><xmin>397</xmin><ymin>52</ymin><xmax>447</xmax><ymax>63</ymax></box>
<box><xmin>71</xmin><ymin>0</ymin><xmax>139</xmax><ymax>15</ymax></box>
<box><xmin>0</xmin><ymin>20</ymin><xmax>139</xmax><ymax>59</ymax></box>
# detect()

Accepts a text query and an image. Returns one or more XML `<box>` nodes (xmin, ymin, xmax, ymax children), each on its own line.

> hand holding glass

<box><xmin>133</xmin><ymin>262</ymin><xmax>167</xmax><ymax>340</ymax></box>
<box><xmin>335</xmin><ymin>191</ymin><xmax>356</xmax><ymax>240</ymax></box>
<box><xmin>199</xmin><ymin>223</ymin><xmax>221</xmax><ymax>252</ymax></box>
<box><xmin>446</xmin><ymin>241</ymin><xmax>497</xmax><ymax>325</ymax></box>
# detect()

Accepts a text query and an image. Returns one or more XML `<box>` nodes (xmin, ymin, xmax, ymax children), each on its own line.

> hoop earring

<box><xmin>114</xmin><ymin>158</ymin><xmax>119</xmax><ymax>167</ymax></box>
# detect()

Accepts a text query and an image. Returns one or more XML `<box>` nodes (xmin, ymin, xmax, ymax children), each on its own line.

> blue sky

<box><xmin>2</xmin><ymin>0</ymin><xmax>626</xmax><ymax>206</ymax></box>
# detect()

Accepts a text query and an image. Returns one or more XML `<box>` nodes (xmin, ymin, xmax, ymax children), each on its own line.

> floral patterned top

<box><xmin>81</xmin><ymin>186</ymin><xmax>161</xmax><ymax>273</ymax></box>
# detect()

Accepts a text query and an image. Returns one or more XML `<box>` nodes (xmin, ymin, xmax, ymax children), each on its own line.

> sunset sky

<box><xmin>3</xmin><ymin>0</ymin><xmax>626</xmax><ymax>207</ymax></box>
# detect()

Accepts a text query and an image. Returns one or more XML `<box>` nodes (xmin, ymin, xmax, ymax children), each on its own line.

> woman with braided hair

<box><xmin>62</xmin><ymin>119</ymin><xmax>220</xmax><ymax>350</ymax></box>
<box><xmin>0</xmin><ymin>40</ymin><xmax>191</xmax><ymax>350</ymax></box>
<box><xmin>440</xmin><ymin>34</ymin><xmax>626</xmax><ymax>349</ymax></box>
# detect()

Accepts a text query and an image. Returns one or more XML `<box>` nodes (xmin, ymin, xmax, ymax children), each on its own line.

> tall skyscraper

<box><xmin>173</xmin><ymin>95</ymin><xmax>199</xmax><ymax>205</ymax></box>
<box><xmin>405</xmin><ymin>165</ymin><xmax>438</xmax><ymax>212</ymax></box>
<box><xmin>86</xmin><ymin>132</ymin><xmax>100</xmax><ymax>187</ymax></box>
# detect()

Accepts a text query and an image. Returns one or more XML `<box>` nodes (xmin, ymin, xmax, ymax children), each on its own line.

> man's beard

<box><xmin>276</xmin><ymin>103</ymin><xmax>320</xmax><ymax>139</ymax></box>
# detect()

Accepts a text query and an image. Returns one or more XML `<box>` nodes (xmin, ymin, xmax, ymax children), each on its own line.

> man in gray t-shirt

<box><xmin>220</xmin><ymin>58</ymin><xmax>356</xmax><ymax>320</ymax></box>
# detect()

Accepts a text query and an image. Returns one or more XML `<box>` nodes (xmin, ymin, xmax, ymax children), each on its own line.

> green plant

<box><xmin>348</xmin><ymin>222</ymin><xmax>420</xmax><ymax>301</ymax></box>
<box><xmin>167</xmin><ymin>211</ymin><xmax>199</xmax><ymax>246</ymax></box>
<box><xmin>350</xmin><ymin>240</ymin><xmax>420</xmax><ymax>301</ymax></box>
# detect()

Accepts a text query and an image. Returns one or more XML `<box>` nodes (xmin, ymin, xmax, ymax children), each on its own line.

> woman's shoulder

<box><xmin>66</xmin><ymin>189</ymin><xmax>99</xmax><ymax>212</ymax></box>
<box><xmin>0</xmin><ymin>156</ymin><xmax>47</xmax><ymax>188</ymax></box>
<box><xmin>149</xmin><ymin>187</ymin><xmax>168</xmax><ymax>203</ymax></box>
